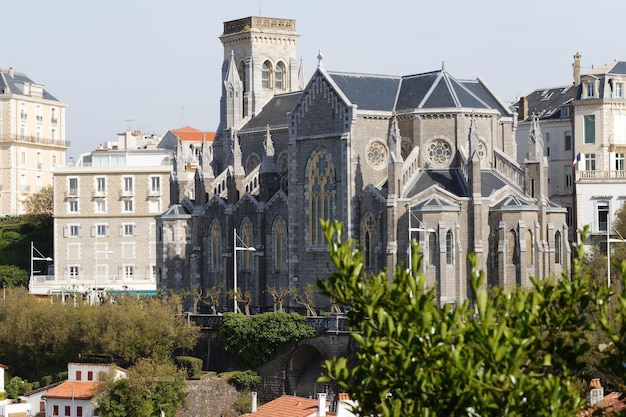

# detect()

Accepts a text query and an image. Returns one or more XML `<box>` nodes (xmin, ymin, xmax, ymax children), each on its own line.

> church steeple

<box><xmin>222</xmin><ymin>51</ymin><xmax>243</xmax><ymax>130</ymax></box>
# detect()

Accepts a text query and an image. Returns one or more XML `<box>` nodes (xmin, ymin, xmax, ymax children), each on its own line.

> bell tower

<box><xmin>218</xmin><ymin>16</ymin><xmax>300</xmax><ymax>130</ymax></box>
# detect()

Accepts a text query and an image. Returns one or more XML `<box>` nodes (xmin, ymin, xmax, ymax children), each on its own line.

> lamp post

<box><xmin>605</xmin><ymin>217</ymin><xmax>626</xmax><ymax>287</ymax></box>
<box><xmin>233</xmin><ymin>228</ymin><xmax>255</xmax><ymax>313</ymax></box>
<box><xmin>407</xmin><ymin>207</ymin><xmax>435</xmax><ymax>268</ymax></box>
<box><xmin>30</xmin><ymin>241</ymin><xmax>53</xmax><ymax>283</ymax></box>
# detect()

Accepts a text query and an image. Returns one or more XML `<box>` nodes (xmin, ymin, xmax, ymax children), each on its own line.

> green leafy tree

<box><xmin>220</xmin><ymin>311</ymin><xmax>316</xmax><ymax>368</ymax></box>
<box><xmin>95</xmin><ymin>359</ymin><xmax>187</xmax><ymax>417</ymax></box>
<box><xmin>5</xmin><ymin>376</ymin><xmax>37</xmax><ymax>399</ymax></box>
<box><xmin>317</xmin><ymin>220</ymin><xmax>599</xmax><ymax>417</ymax></box>
<box><xmin>0</xmin><ymin>265</ymin><xmax>28</xmax><ymax>288</ymax></box>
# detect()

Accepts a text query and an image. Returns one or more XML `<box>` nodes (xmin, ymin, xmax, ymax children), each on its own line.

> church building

<box><xmin>156</xmin><ymin>16</ymin><xmax>570</xmax><ymax>311</ymax></box>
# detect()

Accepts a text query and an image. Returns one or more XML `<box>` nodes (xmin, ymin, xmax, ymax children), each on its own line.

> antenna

<box><xmin>181</xmin><ymin>106</ymin><xmax>186</xmax><ymax>127</ymax></box>
<box><xmin>124</xmin><ymin>119</ymin><xmax>135</xmax><ymax>130</ymax></box>
<box><xmin>259</xmin><ymin>0</ymin><xmax>261</xmax><ymax>16</ymax></box>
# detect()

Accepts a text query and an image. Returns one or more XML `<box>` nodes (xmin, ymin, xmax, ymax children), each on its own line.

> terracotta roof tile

<box><xmin>170</xmin><ymin>126</ymin><xmax>215</xmax><ymax>142</ymax></box>
<box><xmin>241</xmin><ymin>395</ymin><xmax>335</xmax><ymax>417</ymax></box>
<box><xmin>43</xmin><ymin>381</ymin><xmax>100</xmax><ymax>400</ymax></box>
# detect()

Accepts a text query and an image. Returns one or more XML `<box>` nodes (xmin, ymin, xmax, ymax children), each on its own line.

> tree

<box><xmin>317</xmin><ymin>220</ymin><xmax>599</xmax><ymax>417</ymax></box>
<box><xmin>95</xmin><ymin>359</ymin><xmax>187</xmax><ymax>417</ymax></box>
<box><xmin>220</xmin><ymin>311</ymin><xmax>316</xmax><ymax>368</ymax></box>
<box><xmin>23</xmin><ymin>185</ymin><xmax>53</xmax><ymax>223</ymax></box>
<box><xmin>203</xmin><ymin>283</ymin><xmax>224</xmax><ymax>314</ymax></box>
<box><xmin>292</xmin><ymin>283</ymin><xmax>318</xmax><ymax>316</ymax></box>
<box><xmin>0</xmin><ymin>265</ymin><xmax>28</xmax><ymax>288</ymax></box>
<box><xmin>266</xmin><ymin>286</ymin><xmax>290</xmax><ymax>311</ymax></box>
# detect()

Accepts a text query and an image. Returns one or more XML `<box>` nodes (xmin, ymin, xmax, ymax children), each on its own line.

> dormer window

<box><xmin>561</xmin><ymin>106</ymin><xmax>570</xmax><ymax>118</ymax></box>
<box><xmin>615</xmin><ymin>82</ymin><xmax>624</xmax><ymax>98</ymax></box>
<box><xmin>585</xmin><ymin>82</ymin><xmax>595</xmax><ymax>98</ymax></box>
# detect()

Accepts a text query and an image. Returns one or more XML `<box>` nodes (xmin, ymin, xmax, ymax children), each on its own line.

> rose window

<box><xmin>427</xmin><ymin>140</ymin><xmax>452</xmax><ymax>164</ymax></box>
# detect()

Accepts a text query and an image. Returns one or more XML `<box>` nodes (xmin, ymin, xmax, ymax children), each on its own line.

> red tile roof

<box><xmin>580</xmin><ymin>392</ymin><xmax>626</xmax><ymax>416</ymax></box>
<box><xmin>43</xmin><ymin>381</ymin><xmax>100</xmax><ymax>400</ymax></box>
<box><xmin>241</xmin><ymin>395</ymin><xmax>335</xmax><ymax>417</ymax></box>
<box><xmin>170</xmin><ymin>126</ymin><xmax>215</xmax><ymax>142</ymax></box>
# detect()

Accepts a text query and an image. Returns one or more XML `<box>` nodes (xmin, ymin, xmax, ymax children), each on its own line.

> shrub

<box><xmin>220</xmin><ymin>370</ymin><xmax>262</xmax><ymax>391</ymax></box>
<box><xmin>174</xmin><ymin>356</ymin><xmax>203</xmax><ymax>379</ymax></box>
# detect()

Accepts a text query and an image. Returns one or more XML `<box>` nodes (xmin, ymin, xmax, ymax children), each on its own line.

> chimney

<box><xmin>518</xmin><ymin>96</ymin><xmax>528</xmax><ymax>121</ymax></box>
<box><xmin>573</xmin><ymin>52</ymin><xmax>582</xmax><ymax>87</ymax></box>
<box><xmin>587</xmin><ymin>378</ymin><xmax>604</xmax><ymax>406</ymax></box>
<box><xmin>251</xmin><ymin>391</ymin><xmax>257</xmax><ymax>412</ymax></box>
<box><xmin>8</xmin><ymin>67</ymin><xmax>13</xmax><ymax>78</ymax></box>
<box><xmin>317</xmin><ymin>393</ymin><xmax>327</xmax><ymax>417</ymax></box>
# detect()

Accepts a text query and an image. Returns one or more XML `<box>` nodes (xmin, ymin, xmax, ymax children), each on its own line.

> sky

<box><xmin>3</xmin><ymin>0</ymin><xmax>625</xmax><ymax>159</ymax></box>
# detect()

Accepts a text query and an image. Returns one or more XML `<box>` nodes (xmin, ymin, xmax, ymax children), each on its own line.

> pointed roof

<box><xmin>492</xmin><ymin>195</ymin><xmax>536</xmax><ymax>211</ymax></box>
<box><xmin>298</xmin><ymin>56</ymin><xmax>307</xmax><ymax>90</ymax></box>
<box><xmin>170</xmin><ymin>126</ymin><xmax>216</xmax><ymax>142</ymax></box>
<box><xmin>225</xmin><ymin>50</ymin><xmax>243</xmax><ymax>89</ymax></box>
<box><xmin>241</xmin><ymin>91</ymin><xmax>301</xmax><ymax>130</ymax></box>
<box><xmin>43</xmin><ymin>381</ymin><xmax>100</xmax><ymax>400</ymax></box>
<box><xmin>0</xmin><ymin>67</ymin><xmax>60</xmax><ymax>101</ymax></box>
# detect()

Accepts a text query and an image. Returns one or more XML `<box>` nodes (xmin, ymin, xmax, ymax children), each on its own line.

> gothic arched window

<box><xmin>262</xmin><ymin>61</ymin><xmax>272</xmax><ymax>89</ymax></box>
<box><xmin>273</xmin><ymin>217</ymin><xmax>287</xmax><ymax>271</ymax></box>
<box><xmin>241</xmin><ymin>219</ymin><xmax>254</xmax><ymax>270</ymax></box>
<box><xmin>308</xmin><ymin>150</ymin><xmax>335</xmax><ymax>246</ymax></box>
<box><xmin>210</xmin><ymin>221</ymin><xmax>222</xmax><ymax>271</ymax></box>
<box><xmin>428</xmin><ymin>232</ymin><xmax>438</xmax><ymax>266</ymax></box>
<box><xmin>526</xmin><ymin>230</ymin><xmax>533</xmax><ymax>265</ymax></box>
<box><xmin>446</xmin><ymin>230</ymin><xmax>453</xmax><ymax>265</ymax></box>
<box><xmin>275</xmin><ymin>62</ymin><xmax>285</xmax><ymax>90</ymax></box>
<box><xmin>362</xmin><ymin>213</ymin><xmax>376</xmax><ymax>269</ymax></box>
<box><xmin>555</xmin><ymin>230</ymin><xmax>562</xmax><ymax>264</ymax></box>
<box><xmin>508</xmin><ymin>230</ymin><xmax>518</xmax><ymax>265</ymax></box>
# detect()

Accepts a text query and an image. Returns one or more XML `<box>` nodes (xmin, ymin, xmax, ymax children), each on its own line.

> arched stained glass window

<box><xmin>241</xmin><ymin>219</ymin><xmax>254</xmax><ymax>270</ymax></box>
<box><xmin>526</xmin><ymin>230</ymin><xmax>533</xmax><ymax>265</ymax></box>
<box><xmin>555</xmin><ymin>230</ymin><xmax>562</xmax><ymax>264</ymax></box>
<box><xmin>308</xmin><ymin>150</ymin><xmax>335</xmax><ymax>246</ymax></box>
<box><xmin>274</xmin><ymin>217</ymin><xmax>287</xmax><ymax>270</ymax></box>
<box><xmin>508</xmin><ymin>230</ymin><xmax>518</xmax><ymax>265</ymax></box>
<box><xmin>362</xmin><ymin>214</ymin><xmax>375</xmax><ymax>269</ymax></box>
<box><xmin>210</xmin><ymin>221</ymin><xmax>222</xmax><ymax>271</ymax></box>
<box><xmin>446</xmin><ymin>230</ymin><xmax>453</xmax><ymax>265</ymax></box>
<box><xmin>428</xmin><ymin>232</ymin><xmax>438</xmax><ymax>266</ymax></box>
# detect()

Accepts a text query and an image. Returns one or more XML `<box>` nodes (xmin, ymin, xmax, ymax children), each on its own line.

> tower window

<box><xmin>275</xmin><ymin>62</ymin><xmax>285</xmax><ymax>90</ymax></box>
<box><xmin>262</xmin><ymin>61</ymin><xmax>272</xmax><ymax>89</ymax></box>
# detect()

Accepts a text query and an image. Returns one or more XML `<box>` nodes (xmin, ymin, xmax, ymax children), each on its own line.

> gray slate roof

<box><xmin>514</xmin><ymin>85</ymin><xmax>575</xmax><ymax>122</ymax></box>
<box><xmin>242</xmin><ymin>92</ymin><xmax>301</xmax><ymax>130</ymax></box>
<box><xmin>0</xmin><ymin>68</ymin><xmax>60</xmax><ymax>101</ymax></box>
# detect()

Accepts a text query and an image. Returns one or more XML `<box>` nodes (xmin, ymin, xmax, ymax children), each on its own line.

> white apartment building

<box><xmin>30</xmin><ymin>133</ymin><xmax>172</xmax><ymax>297</ymax></box>
<box><xmin>0</xmin><ymin>67</ymin><xmax>68</xmax><ymax>215</ymax></box>
<box><xmin>574</xmin><ymin>59</ymin><xmax>626</xmax><ymax>247</ymax></box>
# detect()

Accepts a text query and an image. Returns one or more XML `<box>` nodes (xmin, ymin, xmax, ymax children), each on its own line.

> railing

<box><xmin>244</xmin><ymin>164</ymin><xmax>260</xmax><ymax>194</ymax></box>
<box><xmin>0</xmin><ymin>133</ymin><xmax>70</xmax><ymax>147</ymax></box>
<box><xmin>92</xmin><ymin>189</ymin><xmax>106</xmax><ymax>198</ymax></box>
<box><xmin>147</xmin><ymin>188</ymin><xmax>162</xmax><ymax>197</ymax></box>
<box><xmin>188</xmin><ymin>313</ymin><xmax>350</xmax><ymax>334</ymax></box>
<box><xmin>577</xmin><ymin>170</ymin><xmax>626</xmax><ymax>181</ymax></box>
<box><xmin>65</xmin><ymin>188</ymin><xmax>79</xmax><ymax>198</ymax></box>
<box><xmin>493</xmin><ymin>149</ymin><xmax>525</xmax><ymax>189</ymax></box>
<box><xmin>401</xmin><ymin>147</ymin><xmax>420</xmax><ymax>193</ymax></box>
<box><xmin>119</xmin><ymin>189</ymin><xmax>134</xmax><ymax>197</ymax></box>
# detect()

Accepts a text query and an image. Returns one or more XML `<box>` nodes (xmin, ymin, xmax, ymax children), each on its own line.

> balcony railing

<box><xmin>147</xmin><ymin>188</ymin><xmax>162</xmax><ymax>197</ymax></box>
<box><xmin>119</xmin><ymin>189</ymin><xmax>134</xmax><ymax>197</ymax></box>
<box><xmin>577</xmin><ymin>170</ymin><xmax>626</xmax><ymax>181</ymax></box>
<box><xmin>64</xmin><ymin>188</ymin><xmax>79</xmax><ymax>198</ymax></box>
<box><xmin>92</xmin><ymin>189</ymin><xmax>106</xmax><ymax>198</ymax></box>
<box><xmin>0</xmin><ymin>133</ymin><xmax>70</xmax><ymax>147</ymax></box>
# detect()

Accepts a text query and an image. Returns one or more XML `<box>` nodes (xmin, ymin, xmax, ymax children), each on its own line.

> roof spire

<box><xmin>317</xmin><ymin>50</ymin><xmax>324</xmax><ymax>69</ymax></box>
<box><xmin>442</xmin><ymin>61</ymin><xmax>445</xmax><ymax>71</ymax></box>
<box><xmin>298</xmin><ymin>56</ymin><xmax>307</xmax><ymax>90</ymax></box>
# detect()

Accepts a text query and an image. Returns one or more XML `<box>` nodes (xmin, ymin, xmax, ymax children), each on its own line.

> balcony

<box><xmin>65</xmin><ymin>188</ymin><xmax>79</xmax><ymax>198</ymax></box>
<box><xmin>0</xmin><ymin>133</ymin><xmax>70</xmax><ymax>148</ymax></box>
<box><xmin>92</xmin><ymin>189</ymin><xmax>106</xmax><ymax>198</ymax></box>
<box><xmin>577</xmin><ymin>170</ymin><xmax>626</xmax><ymax>182</ymax></box>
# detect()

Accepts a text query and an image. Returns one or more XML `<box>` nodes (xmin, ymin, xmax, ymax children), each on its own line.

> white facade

<box><xmin>30</xmin><ymin>137</ymin><xmax>173</xmax><ymax>297</ymax></box>
<box><xmin>0</xmin><ymin>67</ymin><xmax>68</xmax><ymax>215</ymax></box>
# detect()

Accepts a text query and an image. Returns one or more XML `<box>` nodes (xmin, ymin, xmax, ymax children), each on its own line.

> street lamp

<box><xmin>233</xmin><ymin>228</ymin><xmax>255</xmax><ymax>313</ymax></box>
<box><xmin>605</xmin><ymin>218</ymin><xmax>626</xmax><ymax>287</ymax></box>
<box><xmin>407</xmin><ymin>206</ymin><xmax>435</xmax><ymax>268</ymax></box>
<box><xmin>30</xmin><ymin>241</ymin><xmax>53</xmax><ymax>282</ymax></box>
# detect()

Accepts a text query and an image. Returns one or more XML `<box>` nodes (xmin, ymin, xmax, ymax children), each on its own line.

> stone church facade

<box><xmin>156</xmin><ymin>16</ymin><xmax>570</xmax><ymax>311</ymax></box>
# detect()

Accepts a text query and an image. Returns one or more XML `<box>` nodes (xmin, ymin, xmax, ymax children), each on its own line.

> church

<box><xmin>156</xmin><ymin>16</ymin><xmax>570</xmax><ymax>311</ymax></box>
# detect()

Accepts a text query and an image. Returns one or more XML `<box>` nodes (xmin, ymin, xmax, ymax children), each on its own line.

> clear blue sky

<box><xmin>3</xmin><ymin>0</ymin><xmax>623</xmax><ymax>158</ymax></box>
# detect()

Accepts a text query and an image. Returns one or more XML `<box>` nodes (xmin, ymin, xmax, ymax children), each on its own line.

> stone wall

<box><xmin>176</xmin><ymin>373</ymin><xmax>240</xmax><ymax>417</ymax></box>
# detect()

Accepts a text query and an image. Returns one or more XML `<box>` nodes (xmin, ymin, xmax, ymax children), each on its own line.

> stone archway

<box><xmin>284</xmin><ymin>344</ymin><xmax>323</xmax><ymax>398</ymax></box>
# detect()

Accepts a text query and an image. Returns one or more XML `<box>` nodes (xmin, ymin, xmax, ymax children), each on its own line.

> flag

<box><xmin>572</xmin><ymin>152</ymin><xmax>582</xmax><ymax>167</ymax></box>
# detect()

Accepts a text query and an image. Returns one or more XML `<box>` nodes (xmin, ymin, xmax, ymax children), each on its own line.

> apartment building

<box><xmin>30</xmin><ymin>134</ymin><xmax>173</xmax><ymax>296</ymax></box>
<box><xmin>572</xmin><ymin>59</ymin><xmax>626</xmax><ymax>247</ymax></box>
<box><xmin>0</xmin><ymin>67</ymin><xmax>68</xmax><ymax>215</ymax></box>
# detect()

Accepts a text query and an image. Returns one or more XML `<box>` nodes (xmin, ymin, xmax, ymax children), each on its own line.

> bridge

<box><xmin>188</xmin><ymin>314</ymin><xmax>356</xmax><ymax>403</ymax></box>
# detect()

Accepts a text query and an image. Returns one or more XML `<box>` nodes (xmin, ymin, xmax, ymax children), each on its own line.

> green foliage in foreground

<box><xmin>220</xmin><ymin>310</ymin><xmax>316</xmax><ymax>368</ymax></box>
<box><xmin>317</xmin><ymin>220</ymin><xmax>614</xmax><ymax>417</ymax></box>
<box><xmin>220</xmin><ymin>370</ymin><xmax>262</xmax><ymax>391</ymax></box>
<box><xmin>0</xmin><ymin>288</ymin><xmax>200</xmax><ymax>371</ymax></box>
<box><xmin>95</xmin><ymin>359</ymin><xmax>187</xmax><ymax>417</ymax></box>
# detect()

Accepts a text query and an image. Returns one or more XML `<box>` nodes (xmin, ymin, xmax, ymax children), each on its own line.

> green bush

<box><xmin>56</xmin><ymin>371</ymin><xmax>68</xmax><ymax>381</ymax></box>
<box><xmin>0</xmin><ymin>391</ymin><xmax>6</xmax><ymax>401</ymax></box>
<box><xmin>220</xmin><ymin>370</ymin><xmax>262</xmax><ymax>391</ymax></box>
<box><xmin>2</xmin><ymin>230</ymin><xmax>20</xmax><ymax>242</ymax></box>
<box><xmin>220</xmin><ymin>311</ymin><xmax>315</xmax><ymax>368</ymax></box>
<box><xmin>174</xmin><ymin>355</ymin><xmax>203</xmax><ymax>379</ymax></box>
<box><xmin>40</xmin><ymin>375</ymin><xmax>52</xmax><ymax>387</ymax></box>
